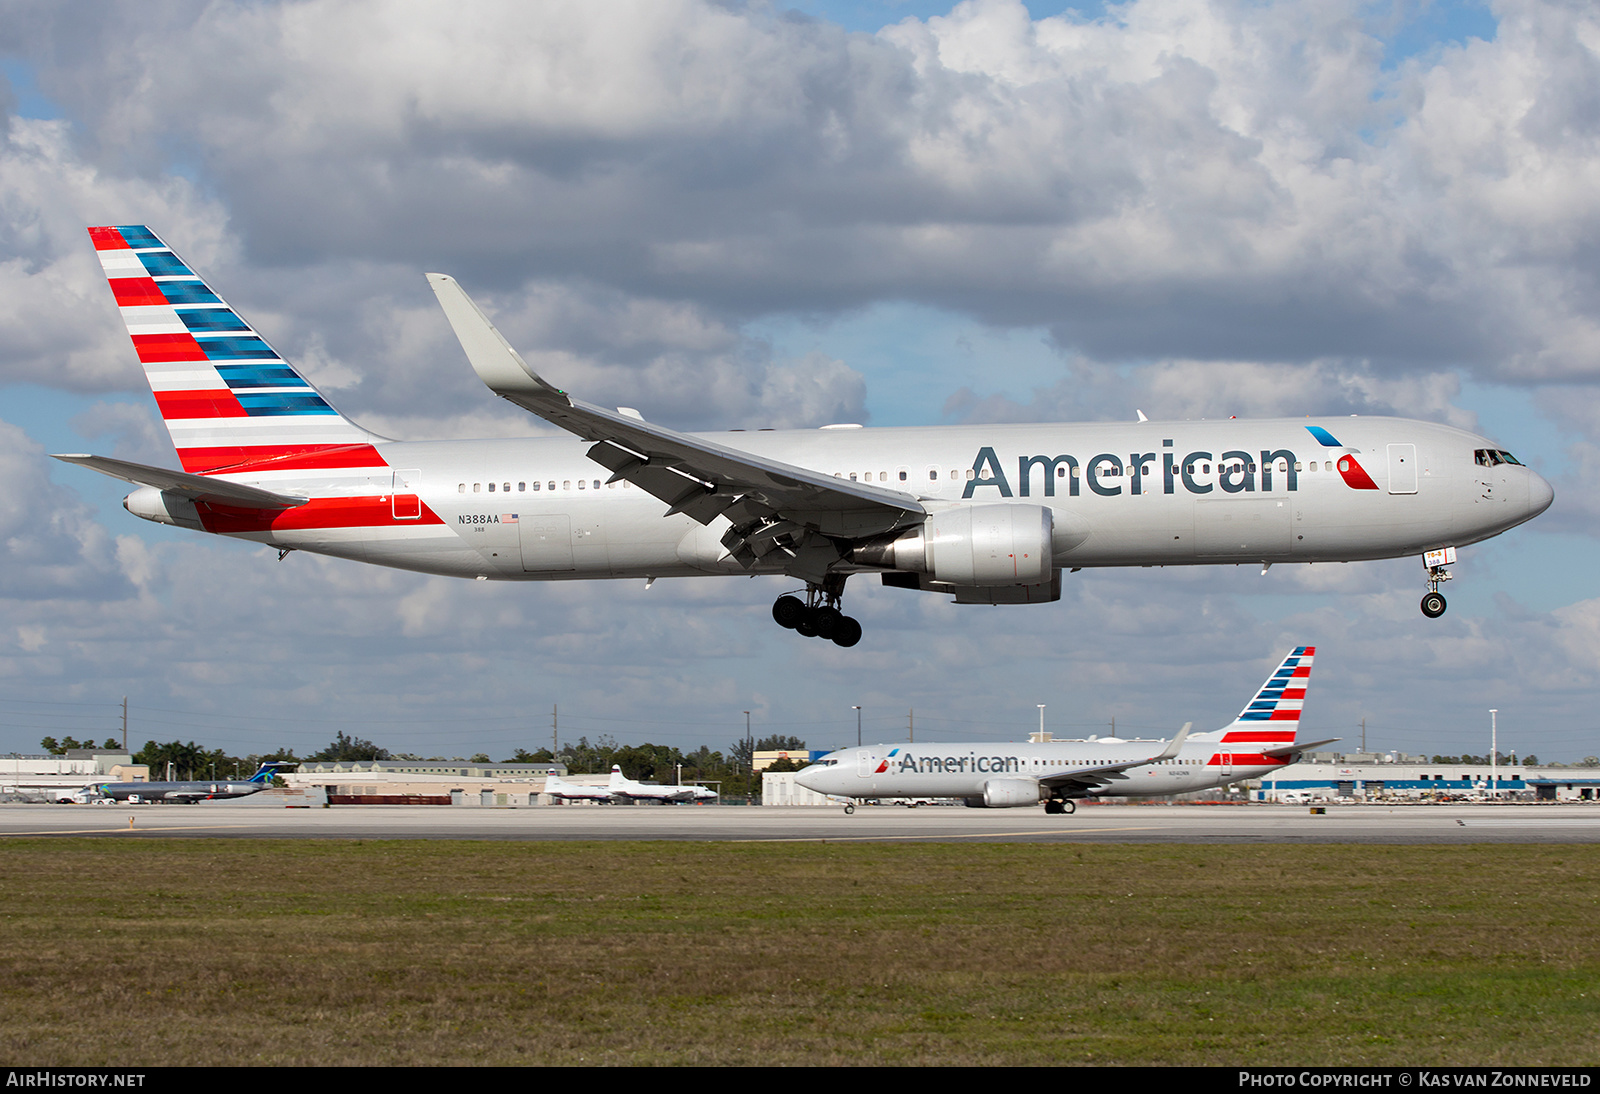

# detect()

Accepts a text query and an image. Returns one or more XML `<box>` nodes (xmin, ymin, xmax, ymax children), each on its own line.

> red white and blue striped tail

<box><xmin>89</xmin><ymin>226</ymin><xmax>383</xmax><ymax>474</ymax></box>
<box><xmin>1218</xmin><ymin>646</ymin><xmax>1315</xmax><ymax>746</ymax></box>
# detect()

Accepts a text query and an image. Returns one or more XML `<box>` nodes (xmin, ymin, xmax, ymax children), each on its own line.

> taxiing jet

<box><xmin>606</xmin><ymin>764</ymin><xmax>718</xmax><ymax>804</ymax></box>
<box><xmin>62</xmin><ymin>227</ymin><xmax>1554</xmax><ymax>646</ymax></box>
<box><xmin>80</xmin><ymin>761</ymin><xmax>290</xmax><ymax>804</ymax></box>
<box><xmin>795</xmin><ymin>647</ymin><xmax>1335</xmax><ymax>813</ymax></box>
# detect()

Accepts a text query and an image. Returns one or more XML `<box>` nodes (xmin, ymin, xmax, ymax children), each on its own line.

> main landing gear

<box><xmin>1421</xmin><ymin>548</ymin><xmax>1455</xmax><ymax>618</ymax></box>
<box><xmin>1044</xmin><ymin>799</ymin><xmax>1076</xmax><ymax>815</ymax></box>
<box><xmin>772</xmin><ymin>577</ymin><xmax>863</xmax><ymax>647</ymax></box>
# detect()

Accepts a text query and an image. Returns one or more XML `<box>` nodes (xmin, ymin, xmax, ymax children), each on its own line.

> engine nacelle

<box><xmin>979</xmin><ymin>777</ymin><xmax>1045</xmax><ymax>808</ymax></box>
<box><xmin>852</xmin><ymin>505</ymin><xmax>1054</xmax><ymax>586</ymax></box>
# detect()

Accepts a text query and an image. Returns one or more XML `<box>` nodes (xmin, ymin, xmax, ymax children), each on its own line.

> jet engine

<box><xmin>851</xmin><ymin>504</ymin><xmax>1054</xmax><ymax>586</ymax></box>
<box><xmin>964</xmin><ymin>777</ymin><xmax>1045</xmax><ymax>809</ymax></box>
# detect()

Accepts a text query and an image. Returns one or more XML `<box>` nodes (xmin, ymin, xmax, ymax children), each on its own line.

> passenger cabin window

<box><xmin>488</xmin><ymin>482</ymin><xmax>495</xmax><ymax>492</ymax></box>
<box><xmin>458</xmin><ymin>483</ymin><xmax>466</xmax><ymax>493</ymax></box>
<box><xmin>473</xmin><ymin>483</ymin><xmax>481</xmax><ymax>493</ymax></box>
<box><xmin>518</xmin><ymin>482</ymin><xmax>526</xmax><ymax>491</ymax></box>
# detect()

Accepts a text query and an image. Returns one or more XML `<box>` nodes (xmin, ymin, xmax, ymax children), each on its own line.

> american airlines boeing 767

<box><xmin>60</xmin><ymin>227</ymin><xmax>1553</xmax><ymax>646</ymax></box>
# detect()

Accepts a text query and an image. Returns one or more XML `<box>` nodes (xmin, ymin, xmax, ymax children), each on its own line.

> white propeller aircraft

<box><xmin>60</xmin><ymin>227</ymin><xmax>1554</xmax><ymax>646</ymax></box>
<box><xmin>795</xmin><ymin>646</ymin><xmax>1335</xmax><ymax>813</ymax></box>
<box><xmin>607</xmin><ymin>765</ymin><xmax>718</xmax><ymax>804</ymax></box>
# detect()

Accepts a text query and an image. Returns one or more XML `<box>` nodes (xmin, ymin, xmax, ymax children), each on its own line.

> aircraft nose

<box><xmin>1529</xmin><ymin>471</ymin><xmax>1554</xmax><ymax>518</ymax></box>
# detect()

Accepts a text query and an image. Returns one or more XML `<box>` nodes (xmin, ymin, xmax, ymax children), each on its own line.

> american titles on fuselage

<box><xmin>63</xmin><ymin>225</ymin><xmax>1555</xmax><ymax>647</ymax></box>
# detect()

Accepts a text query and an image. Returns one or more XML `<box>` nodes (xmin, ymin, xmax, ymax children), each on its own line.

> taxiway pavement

<box><xmin>1</xmin><ymin>801</ymin><xmax>1597</xmax><ymax>843</ymax></box>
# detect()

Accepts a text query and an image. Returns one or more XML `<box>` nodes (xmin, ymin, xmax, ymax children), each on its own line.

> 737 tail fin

<box><xmin>1218</xmin><ymin>646</ymin><xmax>1315</xmax><ymax>748</ymax></box>
<box><xmin>89</xmin><ymin>226</ymin><xmax>381</xmax><ymax>474</ymax></box>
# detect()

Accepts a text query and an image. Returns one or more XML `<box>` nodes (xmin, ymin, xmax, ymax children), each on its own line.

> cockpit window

<box><xmin>1475</xmin><ymin>449</ymin><xmax>1523</xmax><ymax>468</ymax></box>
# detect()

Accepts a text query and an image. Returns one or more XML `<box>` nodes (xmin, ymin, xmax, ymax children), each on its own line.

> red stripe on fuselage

<box><xmin>132</xmin><ymin>332</ymin><xmax>208</xmax><ymax>363</ymax></box>
<box><xmin>174</xmin><ymin>444</ymin><xmax>388</xmax><ymax>474</ymax></box>
<box><xmin>88</xmin><ymin>227</ymin><xmax>129</xmax><ymax>250</ymax></box>
<box><xmin>109</xmin><ymin>277</ymin><xmax>167</xmax><ymax>307</ymax></box>
<box><xmin>154</xmin><ymin>389</ymin><xmax>247</xmax><ymax>420</ymax></box>
<box><xmin>196</xmin><ymin>497</ymin><xmax>444</xmax><ymax>534</ymax></box>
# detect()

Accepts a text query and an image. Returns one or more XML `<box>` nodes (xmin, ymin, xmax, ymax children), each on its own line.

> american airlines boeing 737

<box><xmin>60</xmin><ymin>227</ymin><xmax>1554</xmax><ymax>646</ymax></box>
<box><xmin>795</xmin><ymin>647</ymin><xmax>1331</xmax><ymax>813</ymax></box>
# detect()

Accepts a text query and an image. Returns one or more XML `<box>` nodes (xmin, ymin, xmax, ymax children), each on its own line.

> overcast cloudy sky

<box><xmin>0</xmin><ymin>0</ymin><xmax>1596</xmax><ymax>763</ymax></box>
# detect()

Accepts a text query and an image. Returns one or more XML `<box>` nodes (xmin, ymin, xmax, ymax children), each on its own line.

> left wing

<box><xmin>426</xmin><ymin>273</ymin><xmax>925</xmax><ymax>581</ymax></box>
<box><xmin>1039</xmin><ymin>723</ymin><xmax>1193</xmax><ymax>794</ymax></box>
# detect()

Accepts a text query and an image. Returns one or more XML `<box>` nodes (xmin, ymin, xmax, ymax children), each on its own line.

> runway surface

<box><xmin>2</xmin><ymin>800</ymin><xmax>1598</xmax><ymax>842</ymax></box>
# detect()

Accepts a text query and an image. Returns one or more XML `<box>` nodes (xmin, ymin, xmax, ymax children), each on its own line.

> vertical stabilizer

<box><xmin>1217</xmin><ymin>645</ymin><xmax>1316</xmax><ymax>748</ymax></box>
<box><xmin>89</xmin><ymin>226</ymin><xmax>382</xmax><ymax>473</ymax></box>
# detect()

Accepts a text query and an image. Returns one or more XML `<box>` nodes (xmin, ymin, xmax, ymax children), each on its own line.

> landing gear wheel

<box><xmin>813</xmin><ymin>607</ymin><xmax>841</xmax><ymax>641</ymax></box>
<box><xmin>1421</xmin><ymin>592</ymin><xmax>1447</xmax><ymax>618</ymax></box>
<box><xmin>832</xmin><ymin>616</ymin><xmax>863</xmax><ymax>648</ymax></box>
<box><xmin>1062</xmin><ymin>799</ymin><xmax>1076</xmax><ymax>815</ymax></box>
<box><xmin>843</xmin><ymin>803</ymin><xmax>855</xmax><ymax>815</ymax></box>
<box><xmin>772</xmin><ymin>595</ymin><xmax>805</xmax><ymax>629</ymax></box>
<box><xmin>794</xmin><ymin>608</ymin><xmax>820</xmax><ymax>637</ymax></box>
<box><xmin>1044</xmin><ymin>800</ymin><xmax>1063</xmax><ymax>815</ymax></box>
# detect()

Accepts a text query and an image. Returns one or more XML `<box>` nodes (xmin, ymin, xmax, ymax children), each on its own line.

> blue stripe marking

<box><xmin>114</xmin><ymin>225</ymin><xmax>163</xmax><ymax>249</ymax></box>
<box><xmin>235</xmin><ymin>394</ymin><xmax>335</xmax><ymax>416</ymax></box>
<box><xmin>178</xmin><ymin>309</ymin><xmax>251</xmax><ymax>333</ymax></box>
<box><xmin>159</xmin><ymin>281</ymin><xmax>222</xmax><ymax>305</ymax></box>
<box><xmin>214</xmin><ymin>363</ymin><xmax>306</xmax><ymax>386</ymax></box>
<box><xmin>1306</xmin><ymin>426</ymin><xmax>1342</xmax><ymax>447</ymax></box>
<box><xmin>199</xmin><ymin>337</ymin><xmax>280</xmax><ymax>361</ymax></box>
<box><xmin>138</xmin><ymin>251</ymin><xmax>194</xmax><ymax>277</ymax></box>
<box><xmin>1239</xmin><ymin>712</ymin><xmax>1272</xmax><ymax>720</ymax></box>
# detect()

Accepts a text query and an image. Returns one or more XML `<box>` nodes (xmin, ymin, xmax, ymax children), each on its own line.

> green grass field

<box><xmin>1</xmin><ymin>840</ymin><xmax>1595</xmax><ymax>1065</ymax></box>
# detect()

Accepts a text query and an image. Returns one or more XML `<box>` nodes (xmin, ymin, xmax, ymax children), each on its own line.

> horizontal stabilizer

<box><xmin>1262</xmin><ymin>737</ymin><xmax>1340</xmax><ymax>759</ymax></box>
<box><xmin>51</xmin><ymin>454</ymin><xmax>308</xmax><ymax>508</ymax></box>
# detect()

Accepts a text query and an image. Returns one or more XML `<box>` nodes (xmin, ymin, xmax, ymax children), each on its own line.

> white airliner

<box><xmin>795</xmin><ymin>646</ymin><xmax>1334</xmax><ymax>813</ymax></box>
<box><xmin>607</xmin><ymin>765</ymin><xmax>718</xmax><ymax>804</ymax></box>
<box><xmin>541</xmin><ymin>765</ymin><xmax>716</xmax><ymax>804</ymax></box>
<box><xmin>541</xmin><ymin>769</ymin><xmax>614</xmax><ymax>803</ymax></box>
<box><xmin>60</xmin><ymin>227</ymin><xmax>1554</xmax><ymax>645</ymax></box>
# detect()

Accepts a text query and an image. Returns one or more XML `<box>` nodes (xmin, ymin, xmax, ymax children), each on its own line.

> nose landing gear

<box><xmin>772</xmin><ymin>577</ymin><xmax>862</xmax><ymax>647</ymax></box>
<box><xmin>1420</xmin><ymin>547</ymin><xmax>1455</xmax><ymax>618</ymax></box>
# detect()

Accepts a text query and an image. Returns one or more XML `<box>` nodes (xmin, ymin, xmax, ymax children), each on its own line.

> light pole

<box><xmin>744</xmin><ymin>711</ymin><xmax>752</xmax><ymax>800</ymax></box>
<box><xmin>853</xmin><ymin>705</ymin><xmax>861</xmax><ymax>747</ymax></box>
<box><xmin>1490</xmin><ymin>708</ymin><xmax>1498</xmax><ymax>798</ymax></box>
<box><xmin>1037</xmin><ymin>704</ymin><xmax>1046</xmax><ymax>741</ymax></box>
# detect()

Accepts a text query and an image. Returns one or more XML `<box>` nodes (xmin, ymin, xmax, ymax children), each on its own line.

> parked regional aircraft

<box><xmin>61</xmin><ymin>227</ymin><xmax>1554</xmax><ymax>646</ymax></box>
<box><xmin>607</xmin><ymin>764</ymin><xmax>718</xmax><ymax>804</ymax></box>
<box><xmin>795</xmin><ymin>647</ymin><xmax>1334</xmax><ymax>813</ymax></box>
<box><xmin>541</xmin><ymin>769</ymin><xmax>615</xmax><ymax>803</ymax></box>
<box><xmin>78</xmin><ymin>761</ymin><xmax>290</xmax><ymax>804</ymax></box>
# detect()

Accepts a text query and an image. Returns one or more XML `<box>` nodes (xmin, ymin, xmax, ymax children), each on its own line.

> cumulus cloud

<box><xmin>4</xmin><ymin>0</ymin><xmax>1592</xmax><ymax>383</ymax></box>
